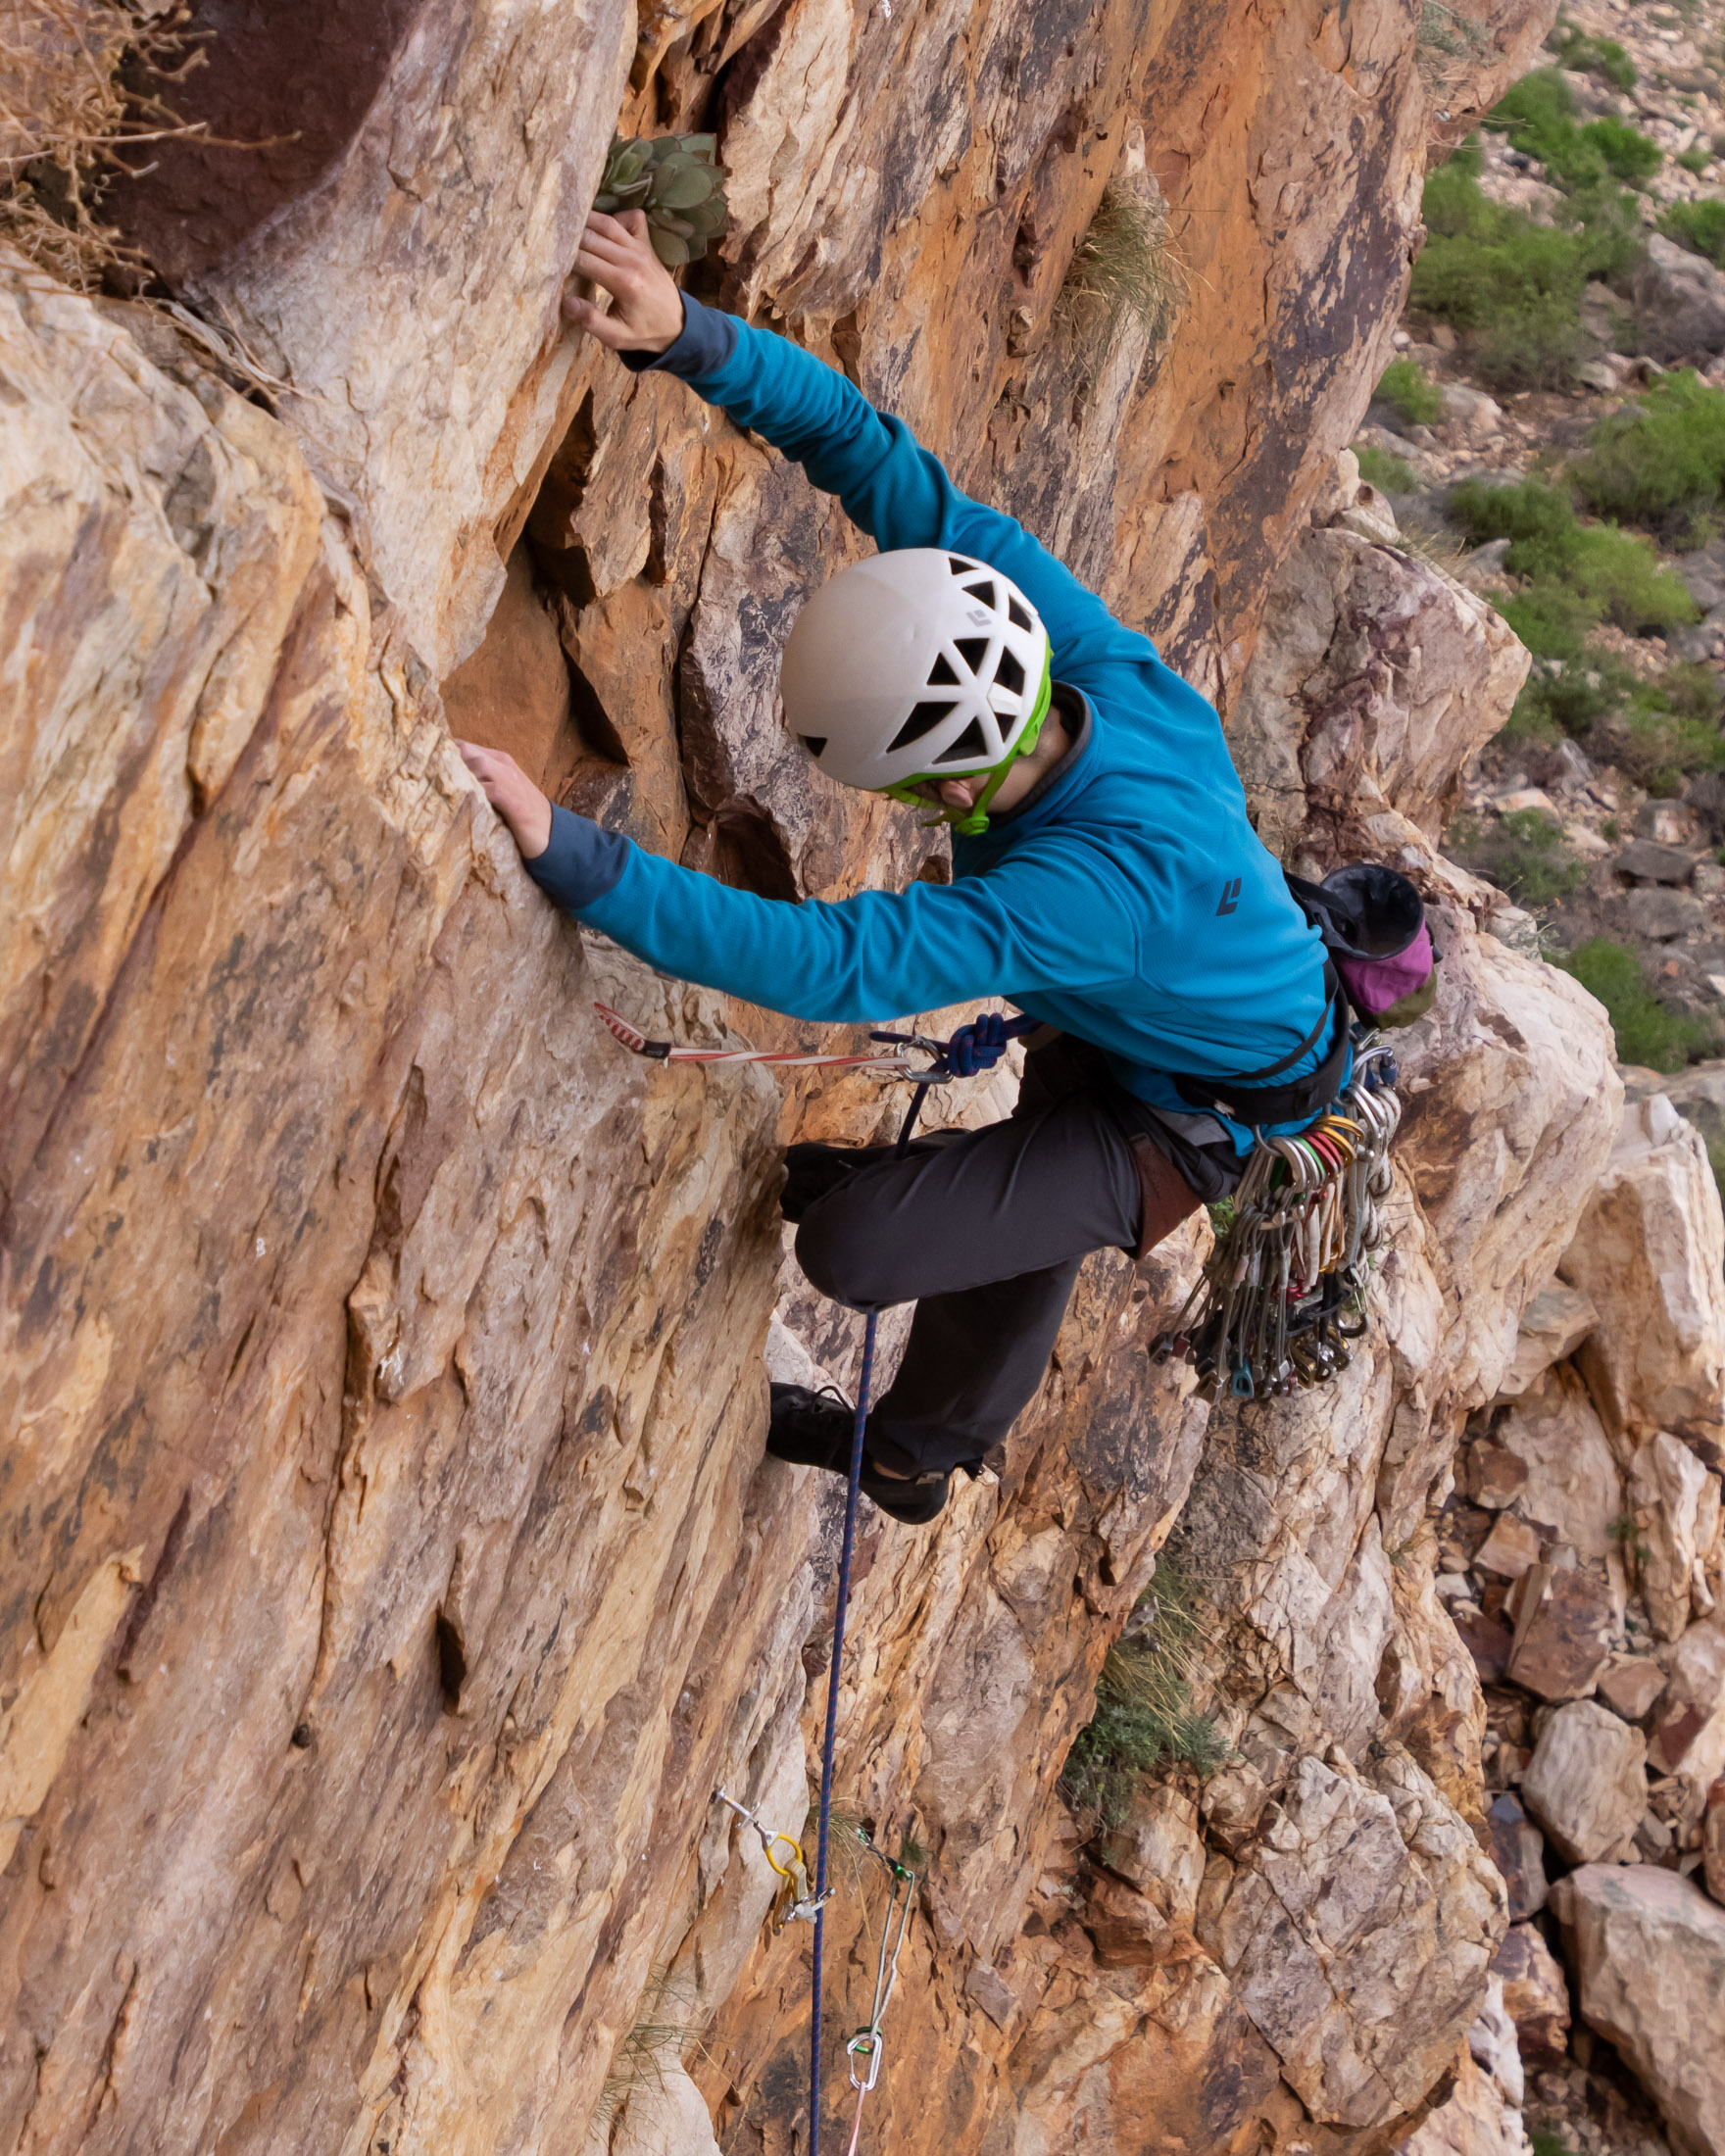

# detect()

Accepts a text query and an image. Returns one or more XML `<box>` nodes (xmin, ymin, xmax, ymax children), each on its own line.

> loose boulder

<box><xmin>1492</xmin><ymin>1281</ymin><xmax>1598</xmax><ymax>1401</ymax></box>
<box><xmin>1629</xmin><ymin>1433</ymin><xmax>1719</xmax><ymax>1641</ymax></box>
<box><xmin>1554</xmin><ymin>1864</ymin><xmax>1725</xmax><ymax>2156</ymax></box>
<box><xmin>1651</xmin><ymin>1614</ymin><xmax>1725</xmax><ymax>1788</ymax></box>
<box><xmin>1560</xmin><ymin>1096</ymin><xmax>1725</xmax><ymax>1446</ymax></box>
<box><xmin>1485</xmin><ymin>1792</ymin><xmax>1548</xmax><ymax>1920</ymax></box>
<box><xmin>1491</xmin><ymin>1368</ymin><xmax>1620</xmax><ymax>1559</ymax></box>
<box><xmin>1521</xmin><ymin>1699</ymin><xmax>1647</xmax><ymax>1862</ymax></box>
<box><xmin>1491</xmin><ymin>1922</ymin><xmax>1569</xmax><ymax>2065</ymax></box>
<box><xmin>1634</xmin><ymin>233</ymin><xmax>1725</xmax><ymax>366</ymax></box>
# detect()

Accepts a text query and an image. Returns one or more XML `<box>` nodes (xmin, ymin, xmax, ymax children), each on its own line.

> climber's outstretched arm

<box><xmin>457</xmin><ymin>744</ymin><xmax>1139</xmax><ymax>1023</ymax></box>
<box><xmin>564</xmin><ymin>214</ymin><xmax>1152</xmax><ymax>686</ymax></box>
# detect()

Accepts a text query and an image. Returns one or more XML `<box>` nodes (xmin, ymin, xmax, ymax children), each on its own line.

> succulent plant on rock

<box><xmin>594</xmin><ymin>133</ymin><xmax>728</xmax><ymax>268</ymax></box>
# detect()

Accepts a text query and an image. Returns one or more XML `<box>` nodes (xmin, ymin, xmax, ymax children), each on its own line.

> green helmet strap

<box><xmin>876</xmin><ymin>651</ymin><xmax>1054</xmax><ymax>835</ymax></box>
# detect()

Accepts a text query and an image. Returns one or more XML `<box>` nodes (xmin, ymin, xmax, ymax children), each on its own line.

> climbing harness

<box><xmin>1151</xmin><ymin>1036</ymin><xmax>1403</xmax><ymax>1400</ymax></box>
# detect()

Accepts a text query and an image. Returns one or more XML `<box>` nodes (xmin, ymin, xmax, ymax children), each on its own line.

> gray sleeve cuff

<box><xmin>524</xmin><ymin>804</ymin><xmax>632</xmax><ymax>913</ymax></box>
<box><xmin>618</xmin><ymin>292</ymin><xmax>739</xmax><ymax>380</ymax></box>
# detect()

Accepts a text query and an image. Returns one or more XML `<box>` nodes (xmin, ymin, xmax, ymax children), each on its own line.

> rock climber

<box><xmin>458</xmin><ymin>208</ymin><xmax>1346</xmax><ymax>1526</ymax></box>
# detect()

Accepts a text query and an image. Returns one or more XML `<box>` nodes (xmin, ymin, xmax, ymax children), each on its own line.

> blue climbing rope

<box><xmin>809</xmin><ymin>1302</ymin><xmax>874</xmax><ymax>2156</ymax></box>
<box><xmin>808</xmin><ymin>1075</ymin><xmax>934</xmax><ymax>2156</ymax></box>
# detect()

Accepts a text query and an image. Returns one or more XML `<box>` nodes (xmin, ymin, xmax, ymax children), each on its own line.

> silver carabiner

<box><xmin>846</xmin><ymin>2029</ymin><xmax>884</xmax><ymax>2091</ymax></box>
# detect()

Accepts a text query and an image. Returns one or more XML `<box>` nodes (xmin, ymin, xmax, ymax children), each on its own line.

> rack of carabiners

<box><xmin>1151</xmin><ymin>1038</ymin><xmax>1403</xmax><ymax>1401</ymax></box>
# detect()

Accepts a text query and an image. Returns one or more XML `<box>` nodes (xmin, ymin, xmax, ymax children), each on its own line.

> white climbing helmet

<box><xmin>780</xmin><ymin>549</ymin><xmax>1052</xmax><ymax>813</ymax></box>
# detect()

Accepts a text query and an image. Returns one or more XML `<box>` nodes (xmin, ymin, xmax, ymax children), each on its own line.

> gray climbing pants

<box><xmin>782</xmin><ymin>1038</ymin><xmax>1209</xmax><ymax>1477</ymax></box>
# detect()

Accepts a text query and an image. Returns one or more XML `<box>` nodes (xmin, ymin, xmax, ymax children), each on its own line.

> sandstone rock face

<box><xmin>1556</xmin><ymin>1865</ymin><xmax>1725</xmax><ymax>2156</ymax></box>
<box><xmin>1560</xmin><ymin>1096</ymin><xmax>1725</xmax><ymax>1449</ymax></box>
<box><xmin>1522</xmin><ymin>1700</ymin><xmax>1648</xmax><ymax>1862</ymax></box>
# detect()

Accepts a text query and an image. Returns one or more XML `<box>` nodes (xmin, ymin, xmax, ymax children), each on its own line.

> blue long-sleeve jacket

<box><xmin>529</xmin><ymin>297</ymin><xmax>1335</xmax><ymax>1149</ymax></box>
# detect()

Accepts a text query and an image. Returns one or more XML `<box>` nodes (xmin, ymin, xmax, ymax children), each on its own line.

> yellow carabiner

<box><xmin>764</xmin><ymin>1833</ymin><xmax>806</xmax><ymax>1881</ymax></box>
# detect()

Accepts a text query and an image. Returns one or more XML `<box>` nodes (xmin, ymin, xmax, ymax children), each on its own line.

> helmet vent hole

<box><xmin>947</xmin><ymin>555</ymin><xmax>974</xmax><ymax>575</ymax></box>
<box><xmin>994</xmin><ymin>649</ymin><xmax>1025</xmax><ymax>695</ymax></box>
<box><xmin>954</xmin><ymin>636</ymin><xmax>989</xmax><ymax>672</ymax></box>
<box><xmin>800</xmin><ymin>735</ymin><xmax>828</xmax><ymax>757</ymax></box>
<box><xmin>1008</xmin><ymin>595</ymin><xmax>1033</xmax><ymax>630</ymax></box>
<box><xmin>963</xmin><ymin>579</ymin><xmax>996</xmax><ymax>609</ymax></box>
<box><xmin>927</xmin><ymin>652</ymin><xmax>959</xmax><ymax>685</ymax></box>
<box><xmin>936</xmin><ymin>719</ymin><xmax>989</xmax><ymax>764</ymax></box>
<box><xmin>888</xmin><ymin>701</ymin><xmax>956</xmax><ymax>752</ymax></box>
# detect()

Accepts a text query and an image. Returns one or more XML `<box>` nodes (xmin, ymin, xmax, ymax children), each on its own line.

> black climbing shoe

<box><xmin>765</xmin><ymin>1383</ymin><xmax>949</xmax><ymax>1526</ymax></box>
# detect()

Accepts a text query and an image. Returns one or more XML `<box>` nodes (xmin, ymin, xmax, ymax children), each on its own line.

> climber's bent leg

<box><xmin>863</xmin><ymin>1258</ymin><xmax>1085</xmax><ymax>1477</ymax></box>
<box><xmin>790</xmin><ymin>1088</ymin><xmax>1145</xmax><ymax>1312</ymax></box>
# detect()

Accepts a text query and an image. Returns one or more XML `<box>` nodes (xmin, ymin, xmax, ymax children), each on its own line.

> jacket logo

<box><xmin>1216</xmin><ymin>877</ymin><xmax>1242</xmax><ymax>916</ymax></box>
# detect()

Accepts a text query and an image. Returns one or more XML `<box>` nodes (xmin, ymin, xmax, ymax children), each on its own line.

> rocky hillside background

<box><xmin>1</xmin><ymin>2</ymin><xmax>1722</xmax><ymax>2156</ymax></box>
<box><xmin>1352</xmin><ymin>0</ymin><xmax>1725</xmax><ymax>1200</ymax></box>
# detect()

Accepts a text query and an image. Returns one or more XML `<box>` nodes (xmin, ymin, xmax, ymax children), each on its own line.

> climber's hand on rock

<box><xmin>564</xmin><ymin>211</ymin><xmax>685</xmax><ymax>353</ymax></box>
<box><xmin>457</xmin><ymin>742</ymin><xmax>552</xmax><ymax>860</ymax></box>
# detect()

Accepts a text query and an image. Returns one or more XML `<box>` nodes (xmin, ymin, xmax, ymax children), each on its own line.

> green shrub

<box><xmin>1450</xmin><ymin>475</ymin><xmax>1697</xmax><ymax>634</ymax></box>
<box><xmin>1486</xmin><ymin>72</ymin><xmax>1660</xmax><ymax>187</ymax></box>
<box><xmin>1559</xmin><ymin>937</ymin><xmax>1719</xmax><ymax>1069</ymax></box>
<box><xmin>1572</xmin><ymin>370</ymin><xmax>1725</xmax><ymax>541</ymax></box>
<box><xmin>1376</xmin><ymin>358</ymin><xmax>1444</xmax><ymax>426</ymax></box>
<box><xmin>1453</xmin><ymin>808</ymin><xmax>1585</xmax><ymax>906</ymax></box>
<box><xmin>1548</xmin><ymin>23</ymin><xmax>1637</xmax><ymax>91</ymax></box>
<box><xmin>1355</xmin><ymin>442</ymin><xmax>1417</xmax><ymax>491</ymax></box>
<box><xmin>1659</xmin><ymin>197</ymin><xmax>1725</xmax><ymax>265</ymax></box>
<box><xmin>1677</xmin><ymin>146</ymin><xmax>1712</xmax><ymax>175</ymax></box>
<box><xmin>1060</xmin><ymin>1562</ymin><xmax>1228</xmax><ymax>1825</ymax></box>
<box><xmin>1450</xmin><ymin>474</ymin><xmax>1578</xmax><ymax>566</ymax></box>
<box><xmin>1567</xmin><ymin>525</ymin><xmax>1699</xmax><ymax>632</ymax></box>
<box><xmin>1582</xmin><ymin>117</ymin><xmax>1663</xmax><ymax>183</ymax></box>
<box><xmin>1598</xmin><ymin>668</ymin><xmax>1725</xmax><ymax>793</ymax></box>
<box><xmin>1510</xmin><ymin>651</ymin><xmax>1639</xmax><ymax>736</ymax></box>
<box><xmin>1411</xmin><ymin>157</ymin><xmax>1639</xmax><ymax>390</ymax></box>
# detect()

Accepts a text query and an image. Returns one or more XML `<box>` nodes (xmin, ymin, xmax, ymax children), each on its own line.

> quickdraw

<box><xmin>713</xmin><ymin>1786</ymin><xmax>828</xmax><ymax>1924</ymax></box>
<box><xmin>1151</xmin><ymin>1036</ymin><xmax>1402</xmax><ymax>1401</ymax></box>
<box><xmin>595</xmin><ymin>1002</ymin><xmax>968</xmax><ymax>1083</ymax></box>
<box><xmin>840</xmin><ymin>1836</ymin><xmax>916</xmax><ymax>2156</ymax></box>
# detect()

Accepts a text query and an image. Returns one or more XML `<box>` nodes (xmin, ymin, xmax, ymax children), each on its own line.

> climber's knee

<box><xmin>793</xmin><ymin>1191</ymin><xmax>897</xmax><ymax>1311</ymax></box>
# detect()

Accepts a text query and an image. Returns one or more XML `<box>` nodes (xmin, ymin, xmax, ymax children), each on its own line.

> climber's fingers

<box><xmin>563</xmin><ymin>294</ymin><xmax>630</xmax><ymax>349</ymax></box>
<box><xmin>577</xmin><ymin>210</ymin><xmax>647</xmax><ymax>262</ymax></box>
<box><xmin>565</xmin><ymin>209</ymin><xmax>684</xmax><ymax>354</ymax></box>
<box><xmin>455</xmin><ymin>741</ymin><xmax>553</xmax><ymax>860</ymax></box>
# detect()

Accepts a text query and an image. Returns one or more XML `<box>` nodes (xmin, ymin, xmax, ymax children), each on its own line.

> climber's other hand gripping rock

<box><xmin>563</xmin><ymin>209</ymin><xmax>684</xmax><ymax>353</ymax></box>
<box><xmin>457</xmin><ymin>742</ymin><xmax>552</xmax><ymax>858</ymax></box>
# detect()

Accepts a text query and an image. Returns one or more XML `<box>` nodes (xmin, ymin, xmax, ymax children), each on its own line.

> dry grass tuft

<box><xmin>1415</xmin><ymin>0</ymin><xmax>1492</xmax><ymax>95</ymax></box>
<box><xmin>1059</xmin><ymin>177</ymin><xmax>1183</xmax><ymax>350</ymax></box>
<box><xmin>0</xmin><ymin>0</ymin><xmax>203</xmax><ymax>288</ymax></box>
